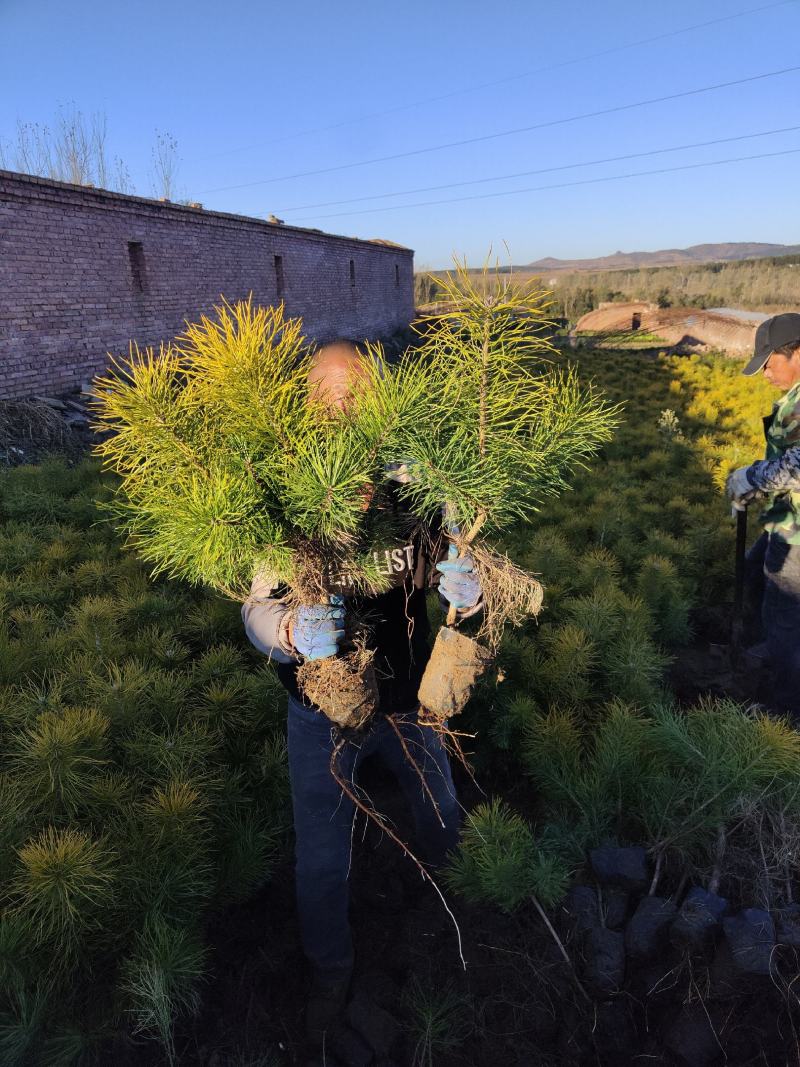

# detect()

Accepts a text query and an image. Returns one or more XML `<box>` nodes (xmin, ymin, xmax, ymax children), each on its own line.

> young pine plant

<box><xmin>392</xmin><ymin>261</ymin><xmax>618</xmax><ymax>721</ymax></box>
<box><xmin>90</xmin><ymin>298</ymin><xmax>433</xmax><ymax>727</ymax></box>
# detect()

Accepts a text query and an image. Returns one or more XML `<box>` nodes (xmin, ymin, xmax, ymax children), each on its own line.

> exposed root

<box><xmin>297</xmin><ymin>645</ymin><xmax>378</xmax><ymax>729</ymax></box>
<box><xmin>386</xmin><ymin>715</ymin><xmax>445</xmax><ymax>828</ymax></box>
<box><xmin>329</xmin><ymin>733</ymin><xmax>466</xmax><ymax>970</ymax></box>
<box><xmin>437</xmin><ymin>723</ymin><xmax>486</xmax><ymax>798</ymax></box>
<box><xmin>469</xmin><ymin>540</ymin><xmax>544</xmax><ymax>650</ymax></box>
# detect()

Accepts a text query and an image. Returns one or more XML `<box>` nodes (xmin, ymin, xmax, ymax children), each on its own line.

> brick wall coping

<box><xmin>0</xmin><ymin>168</ymin><xmax>413</xmax><ymax>256</ymax></box>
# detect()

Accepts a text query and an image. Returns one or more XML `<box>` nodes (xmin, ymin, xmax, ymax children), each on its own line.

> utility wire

<box><xmin>276</xmin><ymin>125</ymin><xmax>800</xmax><ymax>213</ymax></box>
<box><xmin>201</xmin><ymin>64</ymin><xmax>800</xmax><ymax>193</ymax></box>
<box><xmin>197</xmin><ymin>0</ymin><xmax>796</xmax><ymax>160</ymax></box>
<box><xmin>288</xmin><ymin>146</ymin><xmax>800</xmax><ymax>222</ymax></box>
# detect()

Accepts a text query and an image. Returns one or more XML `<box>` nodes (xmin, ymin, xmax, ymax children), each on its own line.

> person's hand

<box><xmin>289</xmin><ymin>601</ymin><xmax>345</xmax><ymax>659</ymax></box>
<box><xmin>436</xmin><ymin>541</ymin><xmax>482</xmax><ymax>611</ymax></box>
<box><xmin>726</xmin><ymin>466</ymin><xmax>756</xmax><ymax>503</ymax></box>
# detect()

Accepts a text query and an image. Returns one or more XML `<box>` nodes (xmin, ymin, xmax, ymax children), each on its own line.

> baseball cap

<box><xmin>743</xmin><ymin>313</ymin><xmax>800</xmax><ymax>376</ymax></box>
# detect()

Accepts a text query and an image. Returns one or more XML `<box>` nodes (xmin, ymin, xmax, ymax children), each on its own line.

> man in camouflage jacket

<box><xmin>727</xmin><ymin>313</ymin><xmax>800</xmax><ymax>717</ymax></box>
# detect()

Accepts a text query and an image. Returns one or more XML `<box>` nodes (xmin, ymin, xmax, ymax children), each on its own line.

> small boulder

<box><xmin>722</xmin><ymin>908</ymin><xmax>775</xmax><ymax>976</ymax></box>
<box><xmin>561</xmin><ymin>885</ymin><xmax>599</xmax><ymax>936</ymax></box>
<box><xmin>603</xmin><ymin>886</ymin><xmax>630</xmax><ymax>930</ymax></box>
<box><xmin>671</xmin><ymin>886</ymin><xmax>728</xmax><ymax>953</ymax></box>
<box><xmin>583</xmin><ymin>927</ymin><xmax>625</xmax><ymax>995</ymax></box>
<box><xmin>589</xmin><ymin>846</ymin><xmax>648</xmax><ymax>891</ymax></box>
<box><xmin>625</xmin><ymin>896</ymin><xmax>678</xmax><ymax>960</ymax></box>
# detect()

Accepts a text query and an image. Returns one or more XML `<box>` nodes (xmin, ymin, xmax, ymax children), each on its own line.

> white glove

<box><xmin>726</xmin><ymin>466</ymin><xmax>756</xmax><ymax>515</ymax></box>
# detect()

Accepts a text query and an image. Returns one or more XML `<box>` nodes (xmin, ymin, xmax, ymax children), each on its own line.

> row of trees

<box><xmin>0</xmin><ymin>105</ymin><xmax>182</xmax><ymax>200</ymax></box>
<box><xmin>416</xmin><ymin>254</ymin><xmax>800</xmax><ymax>321</ymax></box>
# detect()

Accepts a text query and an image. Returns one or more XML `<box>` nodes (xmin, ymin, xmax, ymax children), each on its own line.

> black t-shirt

<box><xmin>277</xmin><ymin>508</ymin><xmax>444</xmax><ymax>714</ymax></box>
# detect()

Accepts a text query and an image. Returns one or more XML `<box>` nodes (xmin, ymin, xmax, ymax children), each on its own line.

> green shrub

<box><xmin>0</xmin><ymin>459</ymin><xmax>289</xmax><ymax>1063</ymax></box>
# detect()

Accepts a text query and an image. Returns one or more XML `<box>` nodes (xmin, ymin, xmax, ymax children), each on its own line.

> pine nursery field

<box><xmin>2</xmin><ymin>348</ymin><xmax>800</xmax><ymax>1065</ymax></box>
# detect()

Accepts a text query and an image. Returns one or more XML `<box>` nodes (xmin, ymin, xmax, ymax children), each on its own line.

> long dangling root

<box><xmin>329</xmin><ymin>732</ymin><xmax>466</xmax><ymax>970</ymax></box>
<box><xmin>386</xmin><ymin>715</ymin><xmax>445</xmax><ymax>829</ymax></box>
<box><xmin>439</xmin><ymin>725</ymin><xmax>486</xmax><ymax>798</ymax></box>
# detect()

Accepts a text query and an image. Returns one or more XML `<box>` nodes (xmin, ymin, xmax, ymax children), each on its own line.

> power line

<box><xmin>288</xmin><ymin>146</ymin><xmax>800</xmax><ymax>222</ymax></box>
<box><xmin>276</xmin><ymin>125</ymin><xmax>800</xmax><ymax>214</ymax></box>
<box><xmin>196</xmin><ymin>0</ymin><xmax>796</xmax><ymax>161</ymax></box>
<box><xmin>200</xmin><ymin>64</ymin><xmax>800</xmax><ymax>193</ymax></box>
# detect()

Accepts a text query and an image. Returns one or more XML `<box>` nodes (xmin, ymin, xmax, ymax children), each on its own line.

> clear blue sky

<box><xmin>2</xmin><ymin>0</ymin><xmax>799</xmax><ymax>268</ymax></box>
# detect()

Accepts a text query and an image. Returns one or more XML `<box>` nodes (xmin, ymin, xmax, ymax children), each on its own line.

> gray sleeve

<box><xmin>747</xmin><ymin>446</ymin><xmax>800</xmax><ymax>494</ymax></box>
<box><xmin>241</xmin><ymin>575</ymin><xmax>298</xmax><ymax>665</ymax></box>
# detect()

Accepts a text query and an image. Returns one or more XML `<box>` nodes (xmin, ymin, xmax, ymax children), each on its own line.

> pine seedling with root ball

<box><xmin>91</xmin><ymin>280</ymin><xmax>615</xmax><ymax>731</ymax></box>
<box><xmin>394</xmin><ymin>259</ymin><xmax>619</xmax><ymax>723</ymax></box>
<box><xmin>90</xmin><ymin>298</ymin><xmax>434</xmax><ymax>727</ymax></box>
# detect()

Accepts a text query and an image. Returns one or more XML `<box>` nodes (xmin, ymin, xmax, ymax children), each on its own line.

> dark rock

<box><xmin>589</xmin><ymin>846</ymin><xmax>648</xmax><ymax>891</ymax></box>
<box><xmin>583</xmin><ymin>927</ymin><xmax>625</xmax><ymax>994</ymax></box>
<box><xmin>665</xmin><ymin>1006</ymin><xmax>722</xmax><ymax>1066</ymax></box>
<box><xmin>625</xmin><ymin>896</ymin><xmax>678</xmax><ymax>960</ymax></box>
<box><xmin>774</xmin><ymin>903</ymin><xmax>800</xmax><ymax>948</ymax></box>
<box><xmin>64</xmin><ymin>411</ymin><xmax>89</xmax><ymax>427</ymax></box>
<box><xmin>561</xmin><ymin>884</ymin><xmax>599</xmax><ymax>935</ymax></box>
<box><xmin>602</xmin><ymin>886</ymin><xmax>630</xmax><ymax>930</ymax></box>
<box><xmin>328</xmin><ymin>1023</ymin><xmax>373</xmax><ymax>1067</ymax></box>
<box><xmin>64</xmin><ymin>398</ymin><xmax>89</xmax><ymax>415</ymax></box>
<box><xmin>722</xmin><ymin>908</ymin><xmax>775</xmax><ymax>976</ymax></box>
<box><xmin>32</xmin><ymin>395</ymin><xmax>66</xmax><ymax>410</ymax></box>
<box><xmin>346</xmin><ymin>990</ymin><xmax>399</xmax><ymax>1057</ymax></box>
<box><xmin>671</xmin><ymin>887</ymin><xmax>728</xmax><ymax>953</ymax></box>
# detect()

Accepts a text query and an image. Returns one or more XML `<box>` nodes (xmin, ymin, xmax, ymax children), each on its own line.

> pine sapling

<box><xmin>395</xmin><ymin>260</ymin><xmax>618</xmax><ymax>723</ymax></box>
<box><xmin>90</xmin><ymin>299</ymin><xmax>432</xmax><ymax>727</ymax></box>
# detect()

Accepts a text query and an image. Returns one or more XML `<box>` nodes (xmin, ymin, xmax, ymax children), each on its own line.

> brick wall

<box><xmin>0</xmin><ymin>170</ymin><xmax>415</xmax><ymax>399</ymax></box>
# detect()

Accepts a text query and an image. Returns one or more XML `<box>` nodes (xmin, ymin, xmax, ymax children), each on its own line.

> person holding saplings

<box><xmin>92</xmin><ymin>275</ymin><xmax>616</xmax><ymax>1049</ymax></box>
<box><xmin>726</xmin><ymin>313</ymin><xmax>800</xmax><ymax>718</ymax></box>
<box><xmin>241</xmin><ymin>340</ymin><xmax>483</xmax><ymax>1043</ymax></box>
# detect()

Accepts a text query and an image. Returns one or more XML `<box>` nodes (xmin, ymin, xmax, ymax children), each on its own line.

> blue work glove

<box><xmin>726</xmin><ymin>465</ymin><xmax>758</xmax><ymax>517</ymax></box>
<box><xmin>291</xmin><ymin>598</ymin><xmax>345</xmax><ymax>660</ymax></box>
<box><xmin>436</xmin><ymin>536</ymin><xmax>482</xmax><ymax>612</ymax></box>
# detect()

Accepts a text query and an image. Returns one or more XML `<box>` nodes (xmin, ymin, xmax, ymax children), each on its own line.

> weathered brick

<box><xmin>0</xmin><ymin>169</ymin><xmax>414</xmax><ymax>398</ymax></box>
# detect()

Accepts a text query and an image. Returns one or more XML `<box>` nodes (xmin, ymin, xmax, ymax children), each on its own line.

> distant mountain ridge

<box><xmin>521</xmin><ymin>242</ymin><xmax>800</xmax><ymax>273</ymax></box>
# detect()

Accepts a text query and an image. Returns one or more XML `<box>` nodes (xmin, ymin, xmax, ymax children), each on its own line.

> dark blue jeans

<box><xmin>745</xmin><ymin>532</ymin><xmax>800</xmax><ymax>714</ymax></box>
<box><xmin>287</xmin><ymin>694</ymin><xmax>460</xmax><ymax>977</ymax></box>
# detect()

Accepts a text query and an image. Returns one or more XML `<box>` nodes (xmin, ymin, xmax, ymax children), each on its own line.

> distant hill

<box><xmin>521</xmin><ymin>243</ymin><xmax>800</xmax><ymax>273</ymax></box>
